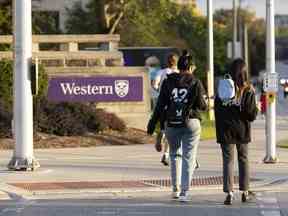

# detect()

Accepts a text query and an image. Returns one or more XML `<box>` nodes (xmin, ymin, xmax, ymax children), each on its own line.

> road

<box><xmin>276</xmin><ymin>61</ymin><xmax>288</xmax><ymax>119</ymax></box>
<box><xmin>0</xmin><ymin>191</ymin><xmax>287</xmax><ymax>216</ymax></box>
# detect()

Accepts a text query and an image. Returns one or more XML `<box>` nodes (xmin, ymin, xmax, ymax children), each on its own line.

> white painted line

<box><xmin>0</xmin><ymin>169</ymin><xmax>53</xmax><ymax>175</ymax></box>
<box><xmin>260</xmin><ymin>205</ymin><xmax>280</xmax><ymax>209</ymax></box>
<box><xmin>94</xmin><ymin>212</ymin><xmax>117</xmax><ymax>215</ymax></box>
<box><xmin>261</xmin><ymin>197</ymin><xmax>278</xmax><ymax>203</ymax></box>
<box><xmin>1</xmin><ymin>208</ymin><xmax>15</xmax><ymax>213</ymax></box>
<box><xmin>261</xmin><ymin>210</ymin><xmax>282</xmax><ymax>216</ymax></box>
<box><xmin>126</xmin><ymin>212</ymin><xmax>160</xmax><ymax>215</ymax></box>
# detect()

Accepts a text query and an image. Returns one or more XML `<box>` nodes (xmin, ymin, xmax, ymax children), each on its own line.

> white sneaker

<box><xmin>179</xmin><ymin>193</ymin><xmax>190</xmax><ymax>202</ymax></box>
<box><xmin>172</xmin><ymin>191</ymin><xmax>180</xmax><ymax>199</ymax></box>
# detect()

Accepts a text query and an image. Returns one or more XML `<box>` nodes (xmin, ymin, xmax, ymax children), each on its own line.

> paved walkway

<box><xmin>0</xmin><ymin>119</ymin><xmax>287</xmax><ymax>200</ymax></box>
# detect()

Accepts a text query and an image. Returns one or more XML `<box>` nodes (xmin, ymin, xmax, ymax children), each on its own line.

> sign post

<box><xmin>207</xmin><ymin>0</ymin><xmax>214</xmax><ymax>120</ymax></box>
<box><xmin>8</xmin><ymin>0</ymin><xmax>40</xmax><ymax>170</ymax></box>
<box><xmin>264</xmin><ymin>0</ymin><xmax>278</xmax><ymax>163</ymax></box>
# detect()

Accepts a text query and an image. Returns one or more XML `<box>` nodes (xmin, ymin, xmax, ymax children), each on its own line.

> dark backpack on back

<box><xmin>166</xmin><ymin>84</ymin><xmax>195</xmax><ymax>128</ymax></box>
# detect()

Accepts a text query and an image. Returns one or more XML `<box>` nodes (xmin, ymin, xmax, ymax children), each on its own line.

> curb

<box><xmin>0</xmin><ymin>176</ymin><xmax>278</xmax><ymax>200</ymax></box>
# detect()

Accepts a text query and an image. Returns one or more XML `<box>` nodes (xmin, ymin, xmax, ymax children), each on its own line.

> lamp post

<box><xmin>8</xmin><ymin>0</ymin><xmax>40</xmax><ymax>170</ymax></box>
<box><xmin>232</xmin><ymin>0</ymin><xmax>238</xmax><ymax>59</ymax></box>
<box><xmin>240</xmin><ymin>0</ymin><xmax>250</xmax><ymax>77</ymax></box>
<box><xmin>207</xmin><ymin>0</ymin><xmax>214</xmax><ymax>120</ymax></box>
<box><xmin>264</xmin><ymin>0</ymin><xmax>277</xmax><ymax>163</ymax></box>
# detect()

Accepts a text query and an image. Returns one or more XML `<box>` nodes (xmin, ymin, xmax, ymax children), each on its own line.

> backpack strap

<box><xmin>182</xmin><ymin>80</ymin><xmax>197</xmax><ymax>118</ymax></box>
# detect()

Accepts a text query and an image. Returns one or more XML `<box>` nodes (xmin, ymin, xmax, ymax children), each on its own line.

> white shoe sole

<box><xmin>179</xmin><ymin>196</ymin><xmax>189</xmax><ymax>202</ymax></box>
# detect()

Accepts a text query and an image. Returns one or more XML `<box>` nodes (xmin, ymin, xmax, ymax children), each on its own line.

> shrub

<box><xmin>35</xmin><ymin>98</ymin><xmax>126</xmax><ymax>136</ymax></box>
<box><xmin>35</xmin><ymin>99</ymin><xmax>89</xmax><ymax>136</ymax></box>
<box><xmin>0</xmin><ymin>99</ymin><xmax>12</xmax><ymax>138</ymax></box>
<box><xmin>95</xmin><ymin>109</ymin><xmax>126</xmax><ymax>132</ymax></box>
<box><xmin>0</xmin><ymin>60</ymin><xmax>13</xmax><ymax>109</ymax></box>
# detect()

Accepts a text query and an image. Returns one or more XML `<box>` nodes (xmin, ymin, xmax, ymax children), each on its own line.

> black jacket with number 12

<box><xmin>150</xmin><ymin>73</ymin><xmax>208</xmax><ymax>130</ymax></box>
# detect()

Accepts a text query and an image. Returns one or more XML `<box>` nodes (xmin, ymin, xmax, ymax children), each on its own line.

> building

<box><xmin>32</xmin><ymin>0</ymin><xmax>90</xmax><ymax>32</ymax></box>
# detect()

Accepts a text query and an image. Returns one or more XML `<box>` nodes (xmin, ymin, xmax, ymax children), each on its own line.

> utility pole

<box><xmin>207</xmin><ymin>0</ymin><xmax>214</xmax><ymax>120</ymax></box>
<box><xmin>240</xmin><ymin>0</ymin><xmax>250</xmax><ymax>77</ymax></box>
<box><xmin>264</xmin><ymin>0</ymin><xmax>277</xmax><ymax>163</ymax></box>
<box><xmin>232</xmin><ymin>0</ymin><xmax>238</xmax><ymax>59</ymax></box>
<box><xmin>8</xmin><ymin>0</ymin><xmax>40</xmax><ymax>170</ymax></box>
<box><xmin>243</xmin><ymin>22</ymin><xmax>249</xmax><ymax>78</ymax></box>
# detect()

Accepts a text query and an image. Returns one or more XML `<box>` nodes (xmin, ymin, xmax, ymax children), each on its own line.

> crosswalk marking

<box><xmin>257</xmin><ymin>192</ymin><xmax>282</xmax><ymax>216</ymax></box>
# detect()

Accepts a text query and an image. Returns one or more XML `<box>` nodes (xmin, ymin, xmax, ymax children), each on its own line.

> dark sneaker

<box><xmin>224</xmin><ymin>194</ymin><xmax>233</xmax><ymax>205</ymax></box>
<box><xmin>179</xmin><ymin>192</ymin><xmax>190</xmax><ymax>202</ymax></box>
<box><xmin>161</xmin><ymin>154</ymin><xmax>169</xmax><ymax>166</ymax></box>
<box><xmin>242</xmin><ymin>191</ymin><xmax>255</xmax><ymax>202</ymax></box>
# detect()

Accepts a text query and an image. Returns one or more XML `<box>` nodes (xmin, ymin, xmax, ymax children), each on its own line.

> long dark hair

<box><xmin>177</xmin><ymin>55</ymin><xmax>195</xmax><ymax>87</ymax></box>
<box><xmin>230</xmin><ymin>58</ymin><xmax>248</xmax><ymax>89</ymax></box>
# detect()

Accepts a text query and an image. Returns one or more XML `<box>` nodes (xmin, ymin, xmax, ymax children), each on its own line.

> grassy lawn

<box><xmin>201</xmin><ymin>113</ymin><xmax>216</xmax><ymax>140</ymax></box>
<box><xmin>153</xmin><ymin>112</ymin><xmax>216</xmax><ymax>141</ymax></box>
<box><xmin>277</xmin><ymin>139</ymin><xmax>288</xmax><ymax>149</ymax></box>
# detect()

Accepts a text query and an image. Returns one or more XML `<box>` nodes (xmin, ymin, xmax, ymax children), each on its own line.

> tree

<box><xmin>66</xmin><ymin>0</ymin><xmax>131</xmax><ymax>34</ymax></box>
<box><xmin>0</xmin><ymin>1</ymin><xmax>60</xmax><ymax>35</ymax></box>
<box><xmin>0</xmin><ymin>0</ymin><xmax>12</xmax><ymax>35</ymax></box>
<box><xmin>32</xmin><ymin>11</ymin><xmax>61</xmax><ymax>34</ymax></box>
<box><xmin>66</xmin><ymin>0</ymin><xmax>201</xmax><ymax>46</ymax></box>
<box><xmin>118</xmin><ymin>0</ymin><xmax>182</xmax><ymax>46</ymax></box>
<box><xmin>214</xmin><ymin>8</ymin><xmax>265</xmax><ymax>76</ymax></box>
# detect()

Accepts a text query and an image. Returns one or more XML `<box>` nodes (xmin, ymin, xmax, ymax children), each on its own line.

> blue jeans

<box><xmin>165</xmin><ymin>119</ymin><xmax>201</xmax><ymax>194</ymax></box>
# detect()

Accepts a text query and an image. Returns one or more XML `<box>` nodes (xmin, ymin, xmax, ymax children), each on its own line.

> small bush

<box><xmin>95</xmin><ymin>109</ymin><xmax>126</xmax><ymax>132</ymax></box>
<box><xmin>0</xmin><ymin>61</ymin><xmax>13</xmax><ymax>109</ymax></box>
<box><xmin>35</xmin><ymin>98</ymin><xmax>126</xmax><ymax>136</ymax></box>
<box><xmin>0</xmin><ymin>99</ymin><xmax>12</xmax><ymax>138</ymax></box>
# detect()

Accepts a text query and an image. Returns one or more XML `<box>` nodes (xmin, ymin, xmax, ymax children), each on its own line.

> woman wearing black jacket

<box><xmin>147</xmin><ymin>55</ymin><xmax>207</xmax><ymax>202</ymax></box>
<box><xmin>215</xmin><ymin>58</ymin><xmax>258</xmax><ymax>205</ymax></box>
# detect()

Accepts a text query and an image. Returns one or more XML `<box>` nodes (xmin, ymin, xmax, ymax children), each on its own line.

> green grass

<box><xmin>277</xmin><ymin>140</ymin><xmax>288</xmax><ymax>149</ymax></box>
<box><xmin>153</xmin><ymin>112</ymin><xmax>216</xmax><ymax>140</ymax></box>
<box><xmin>200</xmin><ymin>113</ymin><xmax>216</xmax><ymax>140</ymax></box>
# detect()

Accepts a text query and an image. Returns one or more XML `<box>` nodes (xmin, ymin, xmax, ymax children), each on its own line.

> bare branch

<box><xmin>109</xmin><ymin>11</ymin><xmax>124</xmax><ymax>34</ymax></box>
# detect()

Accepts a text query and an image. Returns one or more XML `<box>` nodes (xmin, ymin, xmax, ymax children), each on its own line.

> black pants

<box><xmin>220</xmin><ymin>143</ymin><xmax>249</xmax><ymax>193</ymax></box>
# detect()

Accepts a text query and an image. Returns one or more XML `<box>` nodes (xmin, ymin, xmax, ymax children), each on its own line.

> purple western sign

<box><xmin>47</xmin><ymin>76</ymin><xmax>143</xmax><ymax>102</ymax></box>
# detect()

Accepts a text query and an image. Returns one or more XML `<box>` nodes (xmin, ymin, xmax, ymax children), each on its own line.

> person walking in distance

<box><xmin>147</xmin><ymin>55</ymin><xmax>207</xmax><ymax>202</ymax></box>
<box><xmin>215</xmin><ymin>58</ymin><xmax>258</xmax><ymax>205</ymax></box>
<box><xmin>154</xmin><ymin>53</ymin><xmax>179</xmax><ymax>166</ymax></box>
<box><xmin>260</xmin><ymin>89</ymin><xmax>267</xmax><ymax>118</ymax></box>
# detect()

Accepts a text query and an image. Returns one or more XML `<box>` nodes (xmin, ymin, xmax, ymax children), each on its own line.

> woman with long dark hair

<box><xmin>147</xmin><ymin>55</ymin><xmax>207</xmax><ymax>202</ymax></box>
<box><xmin>215</xmin><ymin>58</ymin><xmax>258</xmax><ymax>205</ymax></box>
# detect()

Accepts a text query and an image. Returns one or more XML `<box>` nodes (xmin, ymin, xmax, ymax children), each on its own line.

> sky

<box><xmin>196</xmin><ymin>0</ymin><xmax>288</xmax><ymax>18</ymax></box>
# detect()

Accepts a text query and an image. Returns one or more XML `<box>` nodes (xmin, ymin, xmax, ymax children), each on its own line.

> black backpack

<box><xmin>166</xmin><ymin>84</ymin><xmax>195</xmax><ymax>128</ymax></box>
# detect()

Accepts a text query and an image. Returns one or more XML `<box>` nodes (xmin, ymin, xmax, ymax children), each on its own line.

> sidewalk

<box><xmin>0</xmin><ymin>119</ymin><xmax>287</xmax><ymax>199</ymax></box>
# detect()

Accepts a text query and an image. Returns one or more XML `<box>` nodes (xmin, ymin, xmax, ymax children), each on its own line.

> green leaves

<box><xmin>0</xmin><ymin>61</ymin><xmax>13</xmax><ymax>109</ymax></box>
<box><xmin>0</xmin><ymin>3</ymin><xmax>12</xmax><ymax>34</ymax></box>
